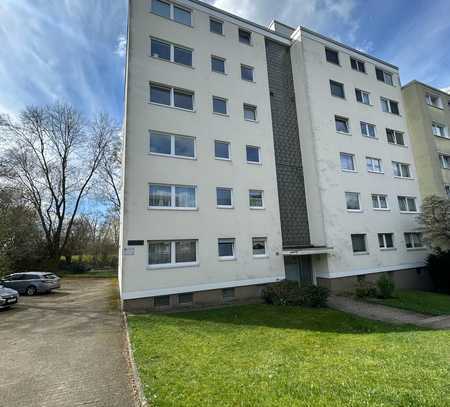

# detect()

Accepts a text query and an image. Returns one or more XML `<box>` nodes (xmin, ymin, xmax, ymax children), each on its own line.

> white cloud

<box><xmin>441</xmin><ymin>87</ymin><xmax>450</xmax><ymax>94</ymax></box>
<box><xmin>115</xmin><ymin>34</ymin><xmax>127</xmax><ymax>58</ymax></box>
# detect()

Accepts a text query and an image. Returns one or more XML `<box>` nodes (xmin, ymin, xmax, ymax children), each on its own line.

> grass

<box><xmin>56</xmin><ymin>269</ymin><xmax>118</xmax><ymax>279</ymax></box>
<box><xmin>367</xmin><ymin>290</ymin><xmax>450</xmax><ymax>316</ymax></box>
<box><xmin>128</xmin><ymin>304</ymin><xmax>450</xmax><ymax>407</ymax></box>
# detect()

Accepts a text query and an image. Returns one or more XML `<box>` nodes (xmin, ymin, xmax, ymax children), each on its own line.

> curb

<box><xmin>123</xmin><ymin>312</ymin><xmax>148</xmax><ymax>407</ymax></box>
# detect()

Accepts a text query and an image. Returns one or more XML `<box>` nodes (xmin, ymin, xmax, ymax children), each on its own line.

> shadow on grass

<box><xmin>143</xmin><ymin>303</ymin><xmax>428</xmax><ymax>335</ymax></box>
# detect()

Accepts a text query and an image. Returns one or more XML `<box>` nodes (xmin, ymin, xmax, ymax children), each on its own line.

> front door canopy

<box><xmin>281</xmin><ymin>247</ymin><xmax>333</xmax><ymax>256</ymax></box>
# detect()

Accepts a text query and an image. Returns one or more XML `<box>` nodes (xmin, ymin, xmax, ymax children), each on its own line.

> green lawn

<box><xmin>128</xmin><ymin>305</ymin><xmax>450</xmax><ymax>407</ymax></box>
<box><xmin>367</xmin><ymin>290</ymin><xmax>450</xmax><ymax>316</ymax></box>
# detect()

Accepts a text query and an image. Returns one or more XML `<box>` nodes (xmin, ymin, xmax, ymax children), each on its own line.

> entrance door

<box><xmin>284</xmin><ymin>255</ymin><xmax>313</xmax><ymax>286</ymax></box>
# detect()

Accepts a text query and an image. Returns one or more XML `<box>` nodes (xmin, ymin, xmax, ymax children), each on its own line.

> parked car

<box><xmin>0</xmin><ymin>284</ymin><xmax>19</xmax><ymax>308</ymax></box>
<box><xmin>1</xmin><ymin>272</ymin><xmax>61</xmax><ymax>296</ymax></box>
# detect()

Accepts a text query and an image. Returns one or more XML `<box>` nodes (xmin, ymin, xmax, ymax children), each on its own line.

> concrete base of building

<box><xmin>122</xmin><ymin>284</ymin><xmax>267</xmax><ymax>313</ymax></box>
<box><xmin>317</xmin><ymin>267</ymin><xmax>434</xmax><ymax>293</ymax></box>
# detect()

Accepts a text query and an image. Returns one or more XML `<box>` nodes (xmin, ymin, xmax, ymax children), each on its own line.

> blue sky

<box><xmin>1</xmin><ymin>0</ymin><xmax>449</xmax><ymax>124</ymax></box>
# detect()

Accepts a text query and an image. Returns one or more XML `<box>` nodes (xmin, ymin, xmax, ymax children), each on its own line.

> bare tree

<box><xmin>0</xmin><ymin>103</ymin><xmax>115</xmax><ymax>268</ymax></box>
<box><xmin>419</xmin><ymin>195</ymin><xmax>450</xmax><ymax>250</ymax></box>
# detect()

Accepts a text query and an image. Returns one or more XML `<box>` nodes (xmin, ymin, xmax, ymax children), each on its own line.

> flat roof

<box><xmin>402</xmin><ymin>80</ymin><xmax>450</xmax><ymax>96</ymax></box>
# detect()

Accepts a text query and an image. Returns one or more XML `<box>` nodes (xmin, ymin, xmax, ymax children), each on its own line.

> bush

<box><xmin>262</xmin><ymin>281</ymin><xmax>329</xmax><ymax>308</ymax></box>
<box><xmin>377</xmin><ymin>274</ymin><xmax>395</xmax><ymax>299</ymax></box>
<box><xmin>354</xmin><ymin>281</ymin><xmax>377</xmax><ymax>298</ymax></box>
<box><xmin>58</xmin><ymin>261</ymin><xmax>92</xmax><ymax>274</ymax></box>
<box><xmin>426</xmin><ymin>250</ymin><xmax>450</xmax><ymax>293</ymax></box>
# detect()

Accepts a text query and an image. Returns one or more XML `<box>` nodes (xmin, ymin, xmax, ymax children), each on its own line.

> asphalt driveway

<box><xmin>0</xmin><ymin>278</ymin><xmax>136</xmax><ymax>407</ymax></box>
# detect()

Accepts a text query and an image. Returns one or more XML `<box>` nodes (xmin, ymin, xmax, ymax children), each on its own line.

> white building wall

<box><xmin>291</xmin><ymin>29</ymin><xmax>427</xmax><ymax>278</ymax></box>
<box><xmin>120</xmin><ymin>0</ymin><xmax>285</xmax><ymax>299</ymax></box>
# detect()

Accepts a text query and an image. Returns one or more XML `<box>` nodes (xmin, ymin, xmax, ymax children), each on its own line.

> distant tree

<box><xmin>0</xmin><ymin>103</ymin><xmax>116</xmax><ymax>269</ymax></box>
<box><xmin>419</xmin><ymin>195</ymin><xmax>450</xmax><ymax>250</ymax></box>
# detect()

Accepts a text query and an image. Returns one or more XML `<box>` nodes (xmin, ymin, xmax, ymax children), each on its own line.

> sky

<box><xmin>0</xmin><ymin>0</ymin><xmax>449</xmax><ymax>125</ymax></box>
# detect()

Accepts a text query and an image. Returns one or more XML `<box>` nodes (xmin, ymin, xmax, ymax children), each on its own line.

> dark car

<box><xmin>0</xmin><ymin>284</ymin><xmax>19</xmax><ymax>308</ymax></box>
<box><xmin>1</xmin><ymin>272</ymin><xmax>61</xmax><ymax>296</ymax></box>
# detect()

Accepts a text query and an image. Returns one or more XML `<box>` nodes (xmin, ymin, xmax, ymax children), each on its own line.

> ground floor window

<box><xmin>351</xmin><ymin>234</ymin><xmax>367</xmax><ymax>253</ymax></box>
<box><xmin>404</xmin><ymin>233</ymin><xmax>424</xmax><ymax>249</ymax></box>
<box><xmin>148</xmin><ymin>240</ymin><xmax>197</xmax><ymax>267</ymax></box>
<box><xmin>378</xmin><ymin>233</ymin><xmax>394</xmax><ymax>249</ymax></box>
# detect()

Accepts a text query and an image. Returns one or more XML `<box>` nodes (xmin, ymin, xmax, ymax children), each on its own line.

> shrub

<box><xmin>262</xmin><ymin>281</ymin><xmax>329</xmax><ymax>308</ymax></box>
<box><xmin>58</xmin><ymin>261</ymin><xmax>91</xmax><ymax>274</ymax></box>
<box><xmin>426</xmin><ymin>250</ymin><xmax>450</xmax><ymax>293</ymax></box>
<box><xmin>354</xmin><ymin>281</ymin><xmax>377</xmax><ymax>299</ymax></box>
<box><xmin>377</xmin><ymin>274</ymin><xmax>395</xmax><ymax>299</ymax></box>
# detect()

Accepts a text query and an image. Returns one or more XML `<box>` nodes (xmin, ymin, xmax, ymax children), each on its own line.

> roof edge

<box><xmin>402</xmin><ymin>80</ymin><xmax>450</xmax><ymax>96</ymax></box>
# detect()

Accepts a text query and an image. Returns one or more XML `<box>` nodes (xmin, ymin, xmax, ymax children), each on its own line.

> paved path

<box><xmin>329</xmin><ymin>295</ymin><xmax>450</xmax><ymax>330</ymax></box>
<box><xmin>0</xmin><ymin>278</ymin><xmax>136</xmax><ymax>407</ymax></box>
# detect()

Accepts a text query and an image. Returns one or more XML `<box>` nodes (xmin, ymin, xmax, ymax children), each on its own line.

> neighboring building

<box><xmin>402</xmin><ymin>81</ymin><xmax>450</xmax><ymax>199</ymax></box>
<box><xmin>120</xmin><ymin>0</ymin><xmax>430</xmax><ymax>311</ymax></box>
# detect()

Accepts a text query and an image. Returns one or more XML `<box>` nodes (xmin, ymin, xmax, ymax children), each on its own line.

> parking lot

<box><xmin>0</xmin><ymin>278</ymin><xmax>135</xmax><ymax>407</ymax></box>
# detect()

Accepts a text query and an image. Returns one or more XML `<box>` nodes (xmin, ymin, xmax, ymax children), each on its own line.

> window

<box><xmin>211</xmin><ymin>56</ymin><xmax>225</xmax><ymax>73</ymax></box>
<box><xmin>360</xmin><ymin>122</ymin><xmax>376</xmax><ymax>138</ymax></box>
<box><xmin>330</xmin><ymin>80</ymin><xmax>345</xmax><ymax>98</ymax></box>
<box><xmin>149</xmin><ymin>184</ymin><xmax>196</xmax><ymax>209</ymax></box>
<box><xmin>445</xmin><ymin>184</ymin><xmax>450</xmax><ymax>198</ymax></box>
<box><xmin>425</xmin><ymin>94</ymin><xmax>443</xmax><ymax>108</ymax></box>
<box><xmin>252</xmin><ymin>237</ymin><xmax>267</xmax><ymax>256</ymax></box>
<box><xmin>386</xmin><ymin>129</ymin><xmax>405</xmax><ymax>145</ymax></box>
<box><xmin>222</xmin><ymin>288</ymin><xmax>235</xmax><ymax>301</ymax></box>
<box><xmin>355</xmin><ymin>89</ymin><xmax>370</xmax><ymax>105</ymax></box>
<box><xmin>376</xmin><ymin>68</ymin><xmax>394</xmax><ymax>85</ymax></box>
<box><xmin>151</xmin><ymin>0</ymin><xmax>192</xmax><ymax>26</ymax></box>
<box><xmin>154</xmin><ymin>296</ymin><xmax>170</xmax><ymax>307</ymax></box>
<box><xmin>335</xmin><ymin>116</ymin><xmax>350</xmax><ymax>133</ymax></box>
<box><xmin>246</xmin><ymin>145</ymin><xmax>260</xmax><ymax>163</ymax></box>
<box><xmin>404</xmin><ymin>233</ymin><xmax>424</xmax><ymax>249</ymax></box>
<box><xmin>213</xmin><ymin>96</ymin><xmax>227</xmax><ymax>115</ymax></box>
<box><xmin>432</xmin><ymin>123</ymin><xmax>449</xmax><ymax>139</ymax></box>
<box><xmin>325</xmin><ymin>48</ymin><xmax>339</xmax><ymax>65</ymax></box>
<box><xmin>350</xmin><ymin>57</ymin><xmax>366</xmax><ymax>73</ymax></box>
<box><xmin>398</xmin><ymin>196</ymin><xmax>417</xmax><ymax>212</ymax></box>
<box><xmin>148</xmin><ymin>240</ymin><xmax>197</xmax><ymax>267</ymax></box>
<box><xmin>243</xmin><ymin>104</ymin><xmax>257</xmax><ymax>121</ymax></box>
<box><xmin>151</xmin><ymin>38</ymin><xmax>193</xmax><ymax>66</ymax></box>
<box><xmin>178</xmin><ymin>293</ymin><xmax>193</xmax><ymax>304</ymax></box>
<box><xmin>241</xmin><ymin>65</ymin><xmax>254</xmax><ymax>81</ymax></box>
<box><xmin>351</xmin><ymin>234</ymin><xmax>367</xmax><ymax>253</ymax></box>
<box><xmin>214</xmin><ymin>140</ymin><xmax>230</xmax><ymax>160</ymax></box>
<box><xmin>216</xmin><ymin>187</ymin><xmax>233</xmax><ymax>208</ymax></box>
<box><xmin>150</xmin><ymin>83</ymin><xmax>194</xmax><ymax>110</ymax></box>
<box><xmin>440</xmin><ymin>154</ymin><xmax>450</xmax><ymax>169</ymax></box>
<box><xmin>150</xmin><ymin>131</ymin><xmax>195</xmax><ymax>158</ymax></box>
<box><xmin>366</xmin><ymin>157</ymin><xmax>383</xmax><ymax>173</ymax></box>
<box><xmin>152</xmin><ymin>0</ymin><xmax>170</xmax><ymax>18</ymax></box>
<box><xmin>381</xmin><ymin>98</ymin><xmax>399</xmax><ymax>115</ymax></box>
<box><xmin>210</xmin><ymin>18</ymin><xmax>223</xmax><ymax>35</ymax></box>
<box><xmin>378</xmin><ymin>233</ymin><xmax>394</xmax><ymax>249</ymax></box>
<box><xmin>372</xmin><ymin>194</ymin><xmax>388</xmax><ymax>210</ymax></box>
<box><xmin>238</xmin><ymin>29</ymin><xmax>251</xmax><ymax>45</ymax></box>
<box><xmin>173</xmin><ymin>45</ymin><xmax>192</xmax><ymax>66</ymax></box>
<box><xmin>150</xmin><ymin>38</ymin><xmax>170</xmax><ymax>60</ymax></box>
<box><xmin>249</xmin><ymin>190</ymin><xmax>264</xmax><ymax>208</ymax></box>
<box><xmin>345</xmin><ymin>192</ymin><xmax>361</xmax><ymax>211</ymax></box>
<box><xmin>340</xmin><ymin>152</ymin><xmax>356</xmax><ymax>171</ymax></box>
<box><xmin>393</xmin><ymin>161</ymin><xmax>411</xmax><ymax>178</ymax></box>
<box><xmin>218</xmin><ymin>238</ymin><xmax>235</xmax><ymax>259</ymax></box>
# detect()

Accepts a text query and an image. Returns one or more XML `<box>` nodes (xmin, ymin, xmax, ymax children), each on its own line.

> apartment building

<box><xmin>120</xmin><ymin>0</ymin><xmax>430</xmax><ymax>310</ymax></box>
<box><xmin>402</xmin><ymin>81</ymin><xmax>450</xmax><ymax>199</ymax></box>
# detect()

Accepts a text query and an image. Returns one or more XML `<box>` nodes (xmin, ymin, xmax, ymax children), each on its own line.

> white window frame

<box><xmin>238</xmin><ymin>28</ymin><xmax>252</xmax><ymax>45</ymax></box>
<box><xmin>439</xmin><ymin>153</ymin><xmax>450</xmax><ymax>169</ymax></box>
<box><xmin>246</xmin><ymin>145</ymin><xmax>261</xmax><ymax>164</ymax></box>
<box><xmin>214</xmin><ymin>140</ymin><xmax>231</xmax><ymax>161</ymax></box>
<box><xmin>386</xmin><ymin>128</ymin><xmax>406</xmax><ymax>146</ymax></box>
<box><xmin>360</xmin><ymin>121</ymin><xmax>377</xmax><ymax>139</ymax></box>
<box><xmin>340</xmin><ymin>152</ymin><xmax>356</xmax><ymax>172</ymax></box>
<box><xmin>212</xmin><ymin>96</ymin><xmax>228</xmax><ymax>115</ymax></box>
<box><xmin>380</xmin><ymin>97</ymin><xmax>400</xmax><ymax>115</ymax></box>
<box><xmin>252</xmin><ymin>237</ymin><xmax>268</xmax><ymax>258</ymax></box>
<box><xmin>376</xmin><ymin>67</ymin><xmax>394</xmax><ymax>86</ymax></box>
<box><xmin>211</xmin><ymin>55</ymin><xmax>226</xmax><ymax>74</ymax></box>
<box><xmin>398</xmin><ymin>196</ymin><xmax>418</xmax><ymax>213</ymax></box>
<box><xmin>372</xmin><ymin>194</ymin><xmax>389</xmax><ymax>211</ymax></box>
<box><xmin>330</xmin><ymin>80</ymin><xmax>345</xmax><ymax>99</ymax></box>
<box><xmin>404</xmin><ymin>233</ymin><xmax>424</xmax><ymax>250</ymax></box>
<box><xmin>147</xmin><ymin>239</ymin><xmax>199</xmax><ymax>269</ymax></box>
<box><xmin>335</xmin><ymin>116</ymin><xmax>351</xmax><ymax>134</ymax></box>
<box><xmin>350</xmin><ymin>57</ymin><xmax>366</xmax><ymax>73</ymax></box>
<box><xmin>425</xmin><ymin>93</ymin><xmax>443</xmax><ymax>109</ymax></box>
<box><xmin>355</xmin><ymin>89</ymin><xmax>371</xmax><ymax>105</ymax></box>
<box><xmin>366</xmin><ymin>157</ymin><xmax>384</xmax><ymax>174</ymax></box>
<box><xmin>345</xmin><ymin>191</ymin><xmax>361</xmax><ymax>212</ymax></box>
<box><xmin>150</xmin><ymin>37</ymin><xmax>193</xmax><ymax>67</ymax></box>
<box><xmin>218</xmin><ymin>238</ymin><xmax>236</xmax><ymax>260</ymax></box>
<box><xmin>209</xmin><ymin>17</ymin><xmax>223</xmax><ymax>35</ymax></box>
<box><xmin>249</xmin><ymin>189</ymin><xmax>264</xmax><ymax>209</ymax></box>
<box><xmin>241</xmin><ymin>64</ymin><xmax>255</xmax><ymax>82</ymax></box>
<box><xmin>148</xmin><ymin>183</ymin><xmax>197</xmax><ymax>210</ymax></box>
<box><xmin>243</xmin><ymin>104</ymin><xmax>257</xmax><ymax>122</ymax></box>
<box><xmin>151</xmin><ymin>0</ymin><xmax>193</xmax><ymax>26</ymax></box>
<box><xmin>149</xmin><ymin>82</ymin><xmax>195</xmax><ymax>111</ymax></box>
<box><xmin>393</xmin><ymin>161</ymin><xmax>412</xmax><ymax>178</ymax></box>
<box><xmin>149</xmin><ymin>130</ymin><xmax>196</xmax><ymax>159</ymax></box>
<box><xmin>432</xmin><ymin>123</ymin><xmax>449</xmax><ymax>139</ymax></box>
<box><xmin>378</xmin><ymin>233</ymin><xmax>395</xmax><ymax>250</ymax></box>
<box><xmin>216</xmin><ymin>187</ymin><xmax>233</xmax><ymax>209</ymax></box>
<box><xmin>351</xmin><ymin>234</ymin><xmax>368</xmax><ymax>254</ymax></box>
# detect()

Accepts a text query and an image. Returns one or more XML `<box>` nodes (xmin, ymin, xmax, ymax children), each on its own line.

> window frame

<box><xmin>148</xmin><ymin>183</ymin><xmax>197</xmax><ymax>210</ymax></box>
<box><xmin>243</xmin><ymin>103</ymin><xmax>257</xmax><ymax>121</ymax></box>
<box><xmin>398</xmin><ymin>196</ymin><xmax>418</xmax><ymax>213</ymax></box>
<box><xmin>439</xmin><ymin>153</ymin><xmax>450</xmax><ymax>169</ymax></box>
<box><xmin>211</xmin><ymin>55</ymin><xmax>226</xmax><ymax>74</ymax></box>
<box><xmin>360</xmin><ymin>121</ymin><xmax>377</xmax><ymax>139</ymax></box>
<box><xmin>214</xmin><ymin>140</ymin><xmax>231</xmax><ymax>161</ymax></box>
<box><xmin>150</xmin><ymin>82</ymin><xmax>195</xmax><ymax>111</ymax></box>
<box><xmin>335</xmin><ymin>115</ymin><xmax>351</xmax><ymax>134</ymax></box>
<box><xmin>351</xmin><ymin>234</ymin><xmax>368</xmax><ymax>254</ymax></box>
<box><xmin>238</xmin><ymin>28</ymin><xmax>252</xmax><ymax>45</ymax></box>
<box><xmin>218</xmin><ymin>238</ymin><xmax>236</xmax><ymax>260</ymax></box>
<box><xmin>330</xmin><ymin>80</ymin><xmax>345</xmax><ymax>99</ymax></box>
<box><xmin>340</xmin><ymin>152</ymin><xmax>356</xmax><ymax>172</ymax></box>
<box><xmin>216</xmin><ymin>187</ymin><xmax>233</xmax><ymax>208</ymax></box>
<box><xmin>386</xmin><ymin>128</ymin><xmax>406</xmax><ymax>146</ymax></box>
<box><xmin>392</xmin><ymin>161</ymin><xmax>412</xmax><ymax>178</ymax></box>
<box><xmin>249</xmin><ymin>189</ymin><xmax>264</xmax><ymax>209</ymax></box>
<box><xmin>209</xmin><ymin>17</ymin><xmax>223</xmax><ymax>35</ymax></box>
<box><xmin>150</xmin><ymin>38</ymin><xmax>194</xmax><ymax>67</ymax></box>
<box><xmin>380</xmin><ymin>97</ymin><xmax>400</xmax><ymax>115</ymax></box>
<box><xmin>252</xmin><ymin>237</ymin><xmax>268</xmax><ymax>258</ymax></box>
<box><xmin>355</xmin><ymin>88</ymin><xmax>371</xmax><ymax>105</ymax></box>
<box><xmin>345</xmin><ymin>191</ymin><xmax>361</xmax><ymax>212</ymax></box>
<box><xmin>371</xmin><ymin>194</ymin><xmax>389</xmax><ymax>211</ymax></box>
<box><xmin>432</xmin><ymin>122</ymin><xmax>449</xmax><ymax>139</ymax></box>
<box><xmin>404</xmin><ymin>233</ymin><xmax>424</xmax><ymax>250</ymax></box>
<box><xmin>246</xmin><ymin>145</ymin><xmax>261</xmax><ymax>164</ymax></box>
<box><xmin>241</xmin><ymin>64</ymin><xmax>254</xmax><ymax>82</ymax></box>
<box><xmin>366</xmin><ymin>156</ymin><xmax>384</xmax><ymax>174</ymax></box>
<box><xmin>425</xmin><ymin>93</ymin><xmax>443</xmax><ymax>109</ymax></box>
<box><xmin>325</xmin><ymin>47</ymin><xmax>340</xmax><ymax>65</ymax></box>
<box><xmin>350</xmin><ymin>57</ymin><xmax>366</xmax><ymax>73</ymax></box>
<box><xmin>375</xmin><ymin>67</ymin><xmax>394</xmax><ymax>86</ymax></box>
<box><xmin>147</xmin><ymin>239</ymin><xmax>198</xmax><ymax>269</ymax></box>
<box><xmin>378</xmin><ymin>233</ymin><xmax>395</xmax><ymax>250</ymax></box>
<box><xmin>149</xmin><ymin>130</ymin><xmax>196</xmax><ymax>159</ymax></box>
<box><xmin>212</xmin><ymin>96</ymin><xmax>228</xmax><ymax>115</ymax></box>
<box><xmin>151</xmin><ymin>0</ymin><xmax>193</xmax><ymax>27</ymax></box>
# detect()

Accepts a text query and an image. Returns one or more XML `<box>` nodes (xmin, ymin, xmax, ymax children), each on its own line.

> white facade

<box><xmin>120</xmin><ymin>0</ymin><xmax>286</xmax><ymax>301</ymax></box>
<box><xmin>290</xmin><ymin>28</ymin><xmax>427</xmax><ymax>279</ymax></box>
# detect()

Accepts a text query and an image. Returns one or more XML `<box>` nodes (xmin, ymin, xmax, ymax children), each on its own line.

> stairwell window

<box><xmin>398</xmin><ymin>196</ymin><xmax>417</xmax><ymax>213</ymax></box>
<box><xmin>440</xmin><ymin>154</ymin><xmax>450</xmax><ymax>169</ymax></box>
<box><xmin>360</xmin><ymin>122</ymin><xmax>376</xmax><ymax>138</ymax></box>
<box><xmin>335</xmin><ymin>116</ymin><xmax>350</xmax><ymax>134</ymax></box>
<box><xmin>356</xmin><ymin>89</ymin><xmax>370</xmax><ymax>105</ymax></box>
<box><xmin>386</xmin><ymin>129</ymin><xmax>405</xmax><ymax>146</ymax></box>
<box><xmin>376</xmin><ymin>68</ymin><xmax>394</xmax><ymax>85</ymax></box>
<box><xmin>378</xmin><ymin>233</ymin><xmax>394</xmax><ymax>249</ymax></box>
<box><xmin>404</xmin><ymin>233</ymin><xmax>424</xmax><ymax>249</ymax></box>
<box><xmin>330</xmin><ymin>80</ymin><xmax>345</xmax><ymax>98</ymax></box>
<box><xmin>350</xmin><ymin>57</ymin><xmax>366</xmax><ymax>73</ymax></box>
<box><xmin>325</xmin><ymin>48</ymin><xmax>339</xmax><ymax>65</ymax></box>
<box><xmin>372</xmin><ymin>194</ymin><xmax>389</xmax><ymax>210</ymax></box>
<box><xmin>393</xmin><ymin>161</ymin><xmax>411</xmax><ymax>178</ymax></box>
<box><xmin>381</xmin><ymin>97</ymin><xmax>399</xmax><ymax>115</ymax></box>
<box><xmin>252</xmin><ymin>237</ymin><xmax>267</xmax><ymax>257</ymax></box>
<box><xmin>366</xmin><ymin>157</ymin><xmax>383</xmax><ymax>173</ymax></box>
